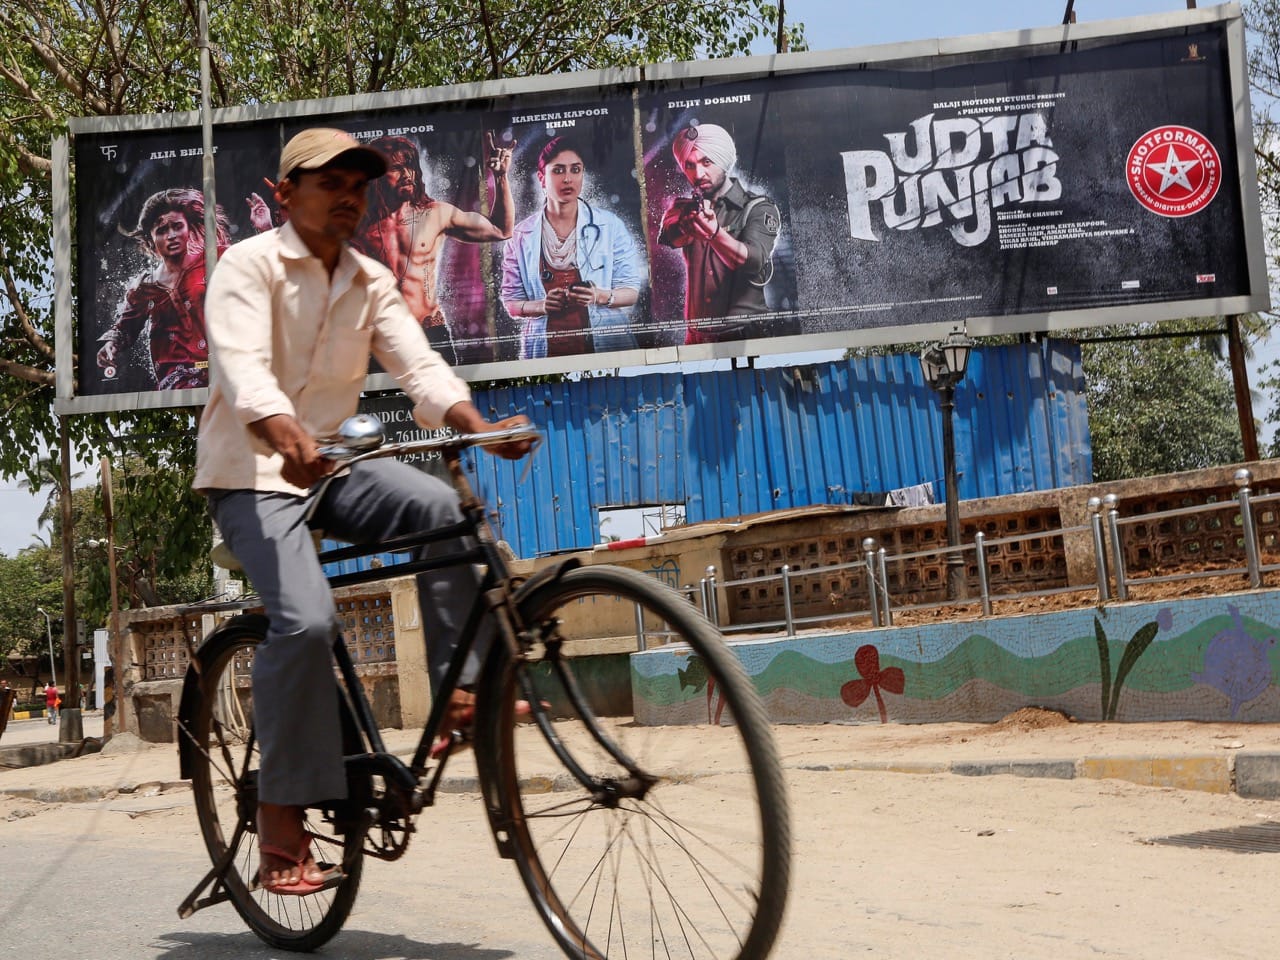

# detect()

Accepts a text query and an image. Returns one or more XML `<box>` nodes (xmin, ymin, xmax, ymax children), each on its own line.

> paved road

<box><xmin>2</xmin><ymin>711</ymin><xmax>104</xmax><ymax>747</ymax></box>
<box><xmin>4</xmin><ymin>745</ymin><xmax>1280</xmax><ymax>959</ymax></box>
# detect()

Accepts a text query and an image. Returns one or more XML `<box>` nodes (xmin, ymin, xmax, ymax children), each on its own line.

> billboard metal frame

<box><xmin>53</xmin><ymin>3</ymin><xmax>1268</xmax><ymax>415</ymax></box>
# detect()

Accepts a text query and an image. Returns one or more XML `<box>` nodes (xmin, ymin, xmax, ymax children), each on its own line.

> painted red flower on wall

<box><xmin>841</xmin><ymin>644</ymin><xmax>905</xmax><ymax>724</ymax></box>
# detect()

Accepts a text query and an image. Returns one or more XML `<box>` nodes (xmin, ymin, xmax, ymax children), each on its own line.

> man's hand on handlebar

<box><xmin>445</xmin><ymin>403</ymin><xmax>535</xmax><ymax>461</ymax></box>
<box><xmin>251</xmin><ymin>413</ymin><xmax>337</xmax><ymax>489</ymax></box>
<box><xmin>470</xmin><ymin>415</ymin><xmax>536</xmax><ymax>460</ymax></box>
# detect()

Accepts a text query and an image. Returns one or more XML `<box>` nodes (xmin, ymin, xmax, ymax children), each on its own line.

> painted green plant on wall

<box><xmin>1094</xmin><ymin>614</ymin><xmax>1162</xmax><ymax>721</ymax></box>
<box><xmin>678</xmin><ymin>655</ymin><xmax>726</xmax><ymax>724</ymax></box>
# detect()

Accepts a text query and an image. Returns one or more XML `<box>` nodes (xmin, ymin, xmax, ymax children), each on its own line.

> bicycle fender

<box><xmin>510</xmin><ymin>557</ymin><xmax>582</xmax><ymax>602</ymax></box>
<box><xmin>474</xmin><ymin>558</ymin><xmax>585</xmax><ymax>856</ymax></box>
<box><xmin>482</xmin><ymin>557</ymin><xmax>583</xmax><ymax>675</ymax></box>
<box><xmin>176</xmin><ymin>612</ymin><xmax>270</xmax><ymax>780</ymax></box>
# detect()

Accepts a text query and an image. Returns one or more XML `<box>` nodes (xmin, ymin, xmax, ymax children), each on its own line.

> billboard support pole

<box><xmin>198</xmin><ymin>0</ymin><xmax>218</xmax><ymax>280</ymax></box>
<box><xmin>58</xmin><ymin>415</ymin><xmax>80</xmax><ymax>717</ymax></box>
<box><xmin>99</xmin><ymin>458</ymin><xmax>124</xmax><ymax>738</ymax></box>
<box><xmin>1227</xmin><ymin>314</ymin><xmax>1259</xmax><ymax>461</ymax></box>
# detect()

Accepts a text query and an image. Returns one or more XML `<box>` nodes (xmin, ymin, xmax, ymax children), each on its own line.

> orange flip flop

<box><xmin>254</xmin><ymin>839</ymin><xmax>344</xmax><ymax>896</ymax></box>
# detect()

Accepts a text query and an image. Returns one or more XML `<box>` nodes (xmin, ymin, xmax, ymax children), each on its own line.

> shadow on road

<box><xmin>153</xmin><ymin>929</ymin><xmax>517</xmax><ymax>960</ymax></box>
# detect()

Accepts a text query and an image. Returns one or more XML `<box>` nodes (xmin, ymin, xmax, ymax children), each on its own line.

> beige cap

<box><xmin>277</xmin><ymin>128</ymin><xmax>387</xmax><ymax>182</ymax></box>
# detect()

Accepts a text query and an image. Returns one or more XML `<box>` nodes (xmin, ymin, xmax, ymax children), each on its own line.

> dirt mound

<box><xmin>990</xmin><ymin>707</ymin><xmax>1075</xmax><ymax>731</ymax></box>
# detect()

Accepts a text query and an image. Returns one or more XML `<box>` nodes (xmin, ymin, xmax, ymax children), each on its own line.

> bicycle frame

<box><xmin>176</xmin><ymin>423</ymin><xmax>790</xmax><ymax>960</ymax></box>
<box><xmin>177</xmin><ymin>425</ymin><xmax>648</xmax><ymax>907</ymax></box>
<box><xmin>320</xmin><ymin>447</ymin><xmax>625</xmax><ymax>819</ymax></box>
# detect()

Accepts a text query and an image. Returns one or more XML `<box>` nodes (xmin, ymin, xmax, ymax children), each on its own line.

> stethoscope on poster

<box><xmin>541</xmin><ymin>200</ymin><xmax>604</xmax><ymax>283</ymax></box>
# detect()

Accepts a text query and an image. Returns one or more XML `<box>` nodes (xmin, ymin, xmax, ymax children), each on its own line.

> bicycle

<box><xmin>174</xmin><ymin>416</ymin><xmax>791</xmax><ymax>959</ymax></box>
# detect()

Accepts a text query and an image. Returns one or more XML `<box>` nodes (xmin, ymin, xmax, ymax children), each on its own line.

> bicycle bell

<box><xmin>336</xmin><ymin>414</ymin><xmax>386</xmax><ymax>452</ymax></box>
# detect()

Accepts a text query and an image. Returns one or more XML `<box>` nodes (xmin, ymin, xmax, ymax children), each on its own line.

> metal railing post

<box><xmin>781</xmin><ymin>565</ymin><xmax>796</xmax><ymax>637</ymax></box>
<box><xmin>1235</xmin><ymin>468</ymin><xmax>1262</xmax><ymax>589</ymax></box>
<box><xmin>1087</xmin><ymin>496</ymin><xmax>1110</xmax><ymax>604</ymax></box>
<box><xmin>877</xmin><ymin>547</ymin><xmax>893</xmax><ymax>626</ymax></box>
<box><xmin>705</xmin><ymin>565</ymin><xmax>721</xmax><ymax>624</ymax></box>
<box><xmin>634</xmin><ymin>602</ymin><xmax>647</xmax><ymax>651</ymax></box>
<box><xmin>1104</xmin><ymin>493</ymin><xmax>1129</xmax><ymax>600</ymax></box>
<box><xmin>863</xmin><ymin>537</ymin><xmax>881</xmax><ymax>627</ymax></box>
<box><xmin>974</xmin><ymin>531</ymin><xmax>992</xmax><ymax>616</ymax></box>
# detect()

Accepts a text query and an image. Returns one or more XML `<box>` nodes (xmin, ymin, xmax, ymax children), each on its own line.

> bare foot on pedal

<box><xmin>430</xmin><ymin>690</ymin><xmax>538</xmax><ymax>759</ymax></box>
<box><xmin>255</xmin><ymin>802</ymin><xmax>343</xmax><ymax>895</ymax></box>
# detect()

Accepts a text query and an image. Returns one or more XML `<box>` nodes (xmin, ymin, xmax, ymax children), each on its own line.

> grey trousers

<box><xmin>209</xmin><ymin>460</ymin><xmax>486</xmax><ymax>806</ymax></box>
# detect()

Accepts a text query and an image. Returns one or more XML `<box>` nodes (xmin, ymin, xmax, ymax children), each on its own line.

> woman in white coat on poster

<box><xmin>501</xmin><ymin>136</ymin><xmax>645</xmax><ymax>359</ymax></box>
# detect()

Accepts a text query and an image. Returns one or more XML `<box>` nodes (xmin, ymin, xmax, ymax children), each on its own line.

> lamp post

<box><xmin>87</xmin><ymin>535</ymin><xmax>123</xmax><ymax>736</ymax></box>
<box><xmin>36</xmin><ymin>606</ymin><xmax>57</xmax><ymax>690</ymax></box>
<box><xmin>920</xmin><ymin>330</ymin><xmax>975</xmax><ymax>601</ymax></box>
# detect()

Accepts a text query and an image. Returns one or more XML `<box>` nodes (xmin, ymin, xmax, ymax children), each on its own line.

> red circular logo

<box><xmin>1126</xmin><ymin>125</ymin><xmax>1222</xmax><ymax>218</ymax></box>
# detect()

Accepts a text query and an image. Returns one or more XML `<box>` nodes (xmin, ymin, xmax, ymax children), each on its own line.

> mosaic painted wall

<box><xmin>632</xmin><ymin>590</ymin><xmax>1280</xmax><ymax>725</ymax></box>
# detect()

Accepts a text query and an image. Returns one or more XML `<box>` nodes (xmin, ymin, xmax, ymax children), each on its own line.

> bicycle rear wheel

<box><xmin>182</xmin><ymin>618</ymin><xmax>363</xmax><ymax>951</ymax></box>
<box><xmin>478</xmin><ymin>565</ymin><xmax>790</xmax><ymax>960</ymax></box>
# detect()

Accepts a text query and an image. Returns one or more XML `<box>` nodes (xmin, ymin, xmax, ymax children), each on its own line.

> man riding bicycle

<box><xmin>192</xmin><ymin>127</ymin><xmax>532</xmax><ymax>896</ymax></box>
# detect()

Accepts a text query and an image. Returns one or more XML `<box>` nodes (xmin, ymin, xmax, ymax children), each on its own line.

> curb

<box><xmin>790</xmin><ymin>752</ymin><xmax>1280</xmax><ymax>799</ymax></box>
<box><xmin>0</xmin><ymin>738</ymin><xmax>103</xmax><ymax>771</ymax></box>
<box><xmin>4</xmin><ymin>751</ymin><xmax>1280</xmax><ymax>804</ymax></box>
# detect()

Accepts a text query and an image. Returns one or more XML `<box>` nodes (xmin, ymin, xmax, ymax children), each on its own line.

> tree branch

<box><xmin>477</xmin><ymin>0</ymin><xmax>504</xmax><ymax>79</ymax></box>
<box><xmin>0</xmin><ymin>263</ymin><xmax>53</xmax><ymax>366</ymax></box>
<box><xmin>0</xmin><ymin>356</ymin><xmax>54</xmax><ymax>386</ymax></box>
<box><xmin>21</xmin><ymin>13</ymin><xmax>110</xmax><ymax>113</ymax></box>
<box><xmin>11</xmin><ymin>139</ymin><xmax>53</xmax><ymax>177</ymax></box>
<box><xmin>0</xmin><ymin>51</ymin><xmax>58</xmax><ymax>122</ymax></box>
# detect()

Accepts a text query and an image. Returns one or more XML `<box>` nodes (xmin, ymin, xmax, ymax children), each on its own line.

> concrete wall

<box><xmin>111</xmin><ymin>458</ymin><xmax>1280</xmax><ymax>742</ymax></box>
<box><xmin>633</xmin><ymin>588</ymin><xmax>1280</xmax><ymax>726</ymax></box>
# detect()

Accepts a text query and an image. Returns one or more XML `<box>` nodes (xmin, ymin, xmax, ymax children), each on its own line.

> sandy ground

<box><xmin>6</xmin><ymin>707</ymin><xmax>1280</xmax><ymax>795</ymax></box>
<box><xmin>3</xmin><ymin>730</ymin><xmax>1280</xmax><ymax>959</ymax></box>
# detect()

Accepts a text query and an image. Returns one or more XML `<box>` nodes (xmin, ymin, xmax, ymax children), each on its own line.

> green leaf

<box><xmin>1107</xmin><ymin>621</ymin><xmax>1159</xmax><ymax>721</ymax></box>
<box><xmin>1094</xmin><ymin>616</ymin><xmax>1112</xmax><ymax>721</ymax></box>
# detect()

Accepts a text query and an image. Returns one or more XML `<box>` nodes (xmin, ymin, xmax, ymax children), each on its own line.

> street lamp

<box><xmin>919</xmin><ymin>329</ymin><xmax>975</xmax><ymax>601</ymax></box>
<box><xmin>36</xmin><ymin>606</ymin><xmax>57</xmax><ymax>690</ymax></box>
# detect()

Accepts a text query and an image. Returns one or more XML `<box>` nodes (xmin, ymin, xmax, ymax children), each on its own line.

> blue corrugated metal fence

<box><xmin>464</xmin><ymin>340</ymin><xmax>1091</xmax><ymax>557</ymax></box>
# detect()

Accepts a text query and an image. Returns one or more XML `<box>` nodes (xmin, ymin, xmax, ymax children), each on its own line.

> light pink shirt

<box><xmin>193</xmin><ymin>221</ymin><xmax>470</xmax><ymax>495</ymax></box>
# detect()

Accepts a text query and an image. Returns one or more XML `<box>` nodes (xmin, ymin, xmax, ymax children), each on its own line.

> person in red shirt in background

<box><xmin>44</xmin><ymin>682</ymin><xmax>59</xmax><ymax>725</ymax></box>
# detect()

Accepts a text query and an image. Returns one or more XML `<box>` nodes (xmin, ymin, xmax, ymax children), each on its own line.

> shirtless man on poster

<box><xmin>358</xmin><ymin>133</ymin><xmax>515</xmax><ymax>364</ymax></box>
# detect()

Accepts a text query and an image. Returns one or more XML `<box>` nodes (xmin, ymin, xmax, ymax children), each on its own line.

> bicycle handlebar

<box><xmin>317</xmin><ymin>424</ymin><xmax>542</xmax><ymax>466</ymax></box>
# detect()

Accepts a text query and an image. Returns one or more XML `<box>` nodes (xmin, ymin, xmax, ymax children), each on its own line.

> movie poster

<box><xmin>74</xmin><ymin>125</ymin><xmax>278</xmax><ymax>398</ymax></box>
<box><xmin>65</xmin><ymin>14</ymin><xmax>1261</xmax><ymax>413</ymax></box>
<box><xmin>485</xmin><ymin>94</ymin><xmax>649</xmax><ymax>359</ymax></box>
<box><xmin>328</xmin><ymin>109</ymin><xmax>498</xmax><ymax>367</ymax></box>
<box><xmin>768</xmin><ymin>26</ymin><xmax>1247</xmax><ymax>333</ymax></box>
<box><xmin>640</xmin><ymin>82</ymin><xmax>800</xmax><ymax>347</ymax></box>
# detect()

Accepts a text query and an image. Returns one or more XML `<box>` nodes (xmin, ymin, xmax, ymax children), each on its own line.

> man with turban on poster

<box><xmin>659</xmin><ymin>122</ymin><xmax>797</xmax><ymax>344</ymax></box>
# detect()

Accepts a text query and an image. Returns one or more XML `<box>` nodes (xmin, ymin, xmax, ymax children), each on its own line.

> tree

<box><xmin>0</xmin><ymin>545</ymin><xmax>62</xmax><ymax>672</ymax></box>
<box><xmin>1081</xmin><ymin>321</ymin><xmax>1245</xmax><ymax>482</ymax></box>
<box><xmin>16</xmin><ymin>453</ymin><xmax>82</xmax><ymax>537</ymax></box>
<box><xmin>1246</xmin><ymin>1</ymin><xmax>1280</xmax><ymax>260</ymax></box>
<box><xmin>0</xmin><ymin>0</ymin><xmax>802</xmax><ymax>602</ymax></box>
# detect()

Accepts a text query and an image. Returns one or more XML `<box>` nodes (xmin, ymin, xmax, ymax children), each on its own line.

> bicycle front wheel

<box><xmin>479</xmin><ymin>565</ymin><xmax>791</xmax><ymax>960</ymax></box>
<box><xmin>182</xmin><ymin>618</ymin><xmax>363</xmax><ymax>952</ymax></box>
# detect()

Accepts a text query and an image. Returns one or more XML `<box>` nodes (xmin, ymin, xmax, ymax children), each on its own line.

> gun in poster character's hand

<box><xmin>658</xmin><ymin>196</ymin><xmax>705</xmax><ymax>248</ymax></box>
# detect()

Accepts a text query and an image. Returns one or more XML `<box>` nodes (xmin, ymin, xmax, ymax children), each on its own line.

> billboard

<box><xmin>54</xmin><ymin>4</ymin><xmax>1268</xmax><ymax>414</ymax></box>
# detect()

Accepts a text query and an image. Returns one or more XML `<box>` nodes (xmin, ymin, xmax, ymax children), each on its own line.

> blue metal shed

<box><xmin>460</xmin><ymin>339</ymin><xmax>1090</xmax><ymax>558</ymax></box>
